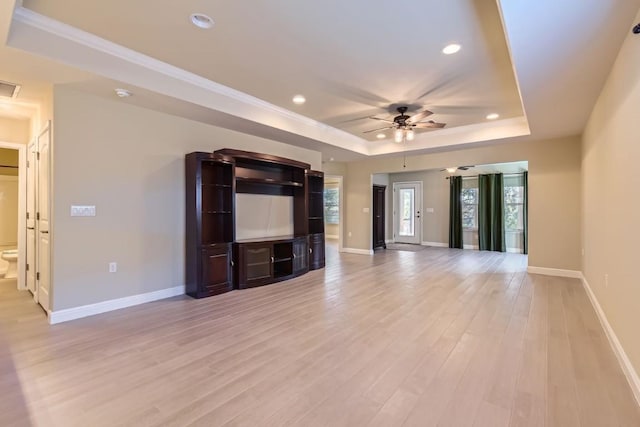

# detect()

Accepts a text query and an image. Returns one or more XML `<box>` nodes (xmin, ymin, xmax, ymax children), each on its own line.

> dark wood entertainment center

<box><xmin>185</xmin><ymin>149</ymin><xmax>325</xmax><ymax>298</ymax></box>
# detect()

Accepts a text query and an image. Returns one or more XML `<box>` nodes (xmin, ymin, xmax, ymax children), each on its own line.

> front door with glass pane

<box><xmin>393</xmin><ymin>182</ymin><xmax>422</xmax><ymax>244</ymax></box>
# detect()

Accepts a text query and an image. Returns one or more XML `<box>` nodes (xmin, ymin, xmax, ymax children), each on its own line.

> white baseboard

<box><xmin>48</xmin><ymin>285</ymin><xmax>185</xmax><ymax>324</ymax></box>
<box><xmin>463</xmin><ymin>244</ymin><xmax>479</xmax><ymax>250</ymax></box>
<box><xmin>506</xmin><ymin>248</ymin><xmax>523</xmax><ymax>254</ymax></box>
<box><xmin>325</xmin><ymin>234</ymin><xmax>339</xmax><ymax>240</ymax></box>
<box><xmin>385</xmin><ymin>239</ymin><xmax>394</xmax><ymax>244</ymax></box>
<box><xmin>526</xmin><ymin>266</ymin><xmax>583</xmax><ymax>279</ymax></box>
<box><xmin>582</xmin><ymin>276</ymin><xmax>640</xmax><ymax>406</ymax></box>
<box><xmin>421</xmin><ymin>241</ymin><xmax>448</xmax><ymax>247</ymax></box>
<box><xmin>341</xmin><ymin>247</ymin><xmax>374</xmax><ymax>255</ymax></box>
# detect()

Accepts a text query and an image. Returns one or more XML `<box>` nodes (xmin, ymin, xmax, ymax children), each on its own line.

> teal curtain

<box><xmin>523</xmin><ymin>171</ymin><xmax>528</xmax><ymax>255</ymax></box>
<box><xmin>449</xmin><ymin>176</ymin><xmax>463</xmax><ymax>249</ymax></box>
<box><xmin>478</xmin><ymin>174</ymin><xmax>505</xmax><ymax>252</ymax></box>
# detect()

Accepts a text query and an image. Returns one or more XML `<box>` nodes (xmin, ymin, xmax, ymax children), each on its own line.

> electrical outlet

<box><xmin>604</xmin><ymin>273</ymin><xmax>609</xmax><ymax>288</ymax></box>
<box><xmin>109</xmin><ymin>262</ymin><xmax>117</xmax><ymax>273</ymax></box>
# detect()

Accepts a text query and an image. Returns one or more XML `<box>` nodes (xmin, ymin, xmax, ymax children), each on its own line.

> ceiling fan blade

<box><xmin>457</xmin><ymin>165</ymin><xmax>475</xmax><ymax>170</ymax></box>
<box><xmin>363</xmin><ymin>126</ymin><xmax>394</xmax><ymax>134</ymax></box>
<box><xmin>406</xmin><ymin>109</ymin><xmax>434</xmax><ymax>124</ymax></box>
<box><xmin>368</xmin><ymin>116</ymin><xmax>395</xmax><ymax>123</ymax></box>
<box><xmin>413</xmin><ymin>121</ymin><xmax>446</xmax><ymax>129</ymax></box>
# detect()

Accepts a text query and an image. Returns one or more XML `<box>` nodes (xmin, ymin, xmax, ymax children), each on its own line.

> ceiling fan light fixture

<box><xmin>292</xmin><ymin>94</ymin><xmax>306</xmax><ymax>105</ymax></box>
<box><xmin>486</xmin><ymin>113</ymin><xmax>500</xmax><ymax>120</ymax></box>
<box><xmin>446</xmin><ymin>167</ymin><xmax>457</xmax><ymax>173</ymax></box>
<box><xmin>406</xmin><ymin>129</ymin><xmax>415</xmax><ymax>141</ymax></box>
<box><xmin>442</xmin><ymin>43</ymin><xmax>461</xmax><ymax>55</ymax></box>
<box><xmin>394</xmin><ymin>129</ymin><xmax>404</xmax><ymax>143</ymax></box>
<box><xmin>376</xmin><ymin>133</ymin><xmax>386</xmax><ymax>139</ymax></box>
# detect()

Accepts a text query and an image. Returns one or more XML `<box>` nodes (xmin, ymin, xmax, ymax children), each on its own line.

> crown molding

<box><xmin>10</xmin><ymin>7</ymin><xmax>370</xmax><ymax>155</ymax></box>
<box><xmin>9</xmin><ymin>7</ymin><xmax>531</xmax><ymax>158</ymax></box>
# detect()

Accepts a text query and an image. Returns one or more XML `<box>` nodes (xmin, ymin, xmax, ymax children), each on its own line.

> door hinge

<box><xmin>36</xmin><ymin>272</ymin><xmax>40</xmax><ymax>281</ymax></box>
<box><xmin>26</xmin><ymin>263</ymin><xmax>29</xmax><ymax>271</ymax></box>
<box><xmin>27</xmin><ymin>160</ymin><xmax>30</xmax><ymax>168</ymax></box>
<box><xmin>37</xmin><ymin>152</ymin><xmax>40</xmax><ymax>160</ymax></box>
<box><xmin>36</xmin><ymin>212</ymin><xmax>40</xmax><ymax>220</ymax></box>
<box><xmin>26</xmin><ymin>212</ymin><xmax>29</xmax><ymax>220</ymax></box>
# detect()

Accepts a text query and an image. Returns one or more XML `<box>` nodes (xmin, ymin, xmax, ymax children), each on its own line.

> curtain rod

<box><xmin>445</xmin><ymin>172</ymin><xmax>525</xmax><ymax>179</ymax></box>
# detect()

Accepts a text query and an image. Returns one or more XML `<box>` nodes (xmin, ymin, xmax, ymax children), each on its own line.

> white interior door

<box><xmin>36</xmin><ymin>124</ymin><xmax>51</xmax><ymax>312</ymax></box>
<box><xmin>393</xmin><ymin>182</ymin><xmax>422</xmax><ymax>244</ymax></box>
<box><xmin>26</xmin><ymin>139</ymin><xmax>37</xmax><ymax>296</ymax></box>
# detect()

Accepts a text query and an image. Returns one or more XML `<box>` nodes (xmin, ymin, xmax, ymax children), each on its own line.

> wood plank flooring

<box><xmin>0</xmin><ymin>245</ymin><xmax>638</xmax><ymax>426</ymax></box>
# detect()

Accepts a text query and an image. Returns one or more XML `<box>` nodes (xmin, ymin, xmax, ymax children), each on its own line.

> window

<box><xmin>324</xmin><ymin>187</ymin><xmax>339</xmax><ymax>224</ymax></box>
<box><xmin>504</xmin><ymin>178</ymin><xmax>525</xmax><ymax>231</ymax></box>
<box><xmin>462</xmin><ymin>178</ymin><xmax>478</xmax><ymax>229</ymax></box>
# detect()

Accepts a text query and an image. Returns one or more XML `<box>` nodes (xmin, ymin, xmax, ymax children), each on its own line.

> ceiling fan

<box><xmin>364</xmin><ymin>106</ymin><xmax>446</xmax><ymax>141</ymax></box>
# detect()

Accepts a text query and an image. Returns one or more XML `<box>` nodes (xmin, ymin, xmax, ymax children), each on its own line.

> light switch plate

<box><xmin>362</xmin><ymin>207</ymin><xmax>370</xmax><ymax>213</ymax></box>
<box><xmin>71</xmin><ymin>205</ymin><xmax>96</xmax><ymax>217</ymax></box>
<box><xmin>426</xmin><ymin>208</ymin><xmax>435</xmax><ymax>213</ymax></box>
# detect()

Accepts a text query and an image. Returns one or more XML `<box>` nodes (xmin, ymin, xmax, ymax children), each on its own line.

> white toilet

<box><xmin>1</xmin><ymin>249</ymin><xmax>18</xmax><ymax>279</ymax></box>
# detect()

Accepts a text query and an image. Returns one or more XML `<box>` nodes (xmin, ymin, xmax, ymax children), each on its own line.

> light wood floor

<box><xmin>1</xmin><ymin>245</ymin><xmax>639</xmax><ymax>427</ymax></box>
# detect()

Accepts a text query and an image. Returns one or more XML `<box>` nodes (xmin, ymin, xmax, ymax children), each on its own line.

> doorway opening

<box><xmin>324</xmin><ymin>175</ymin><xmax>343</xmax><ymax>258</ymax></box>
<box><xmin>0</xmin><ymin>142</ymin><xmax>26</xmax><ymax>293</ymax></box>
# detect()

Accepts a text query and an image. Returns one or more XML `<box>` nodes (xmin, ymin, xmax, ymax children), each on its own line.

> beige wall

<box><xmin>51</xmin><ymin>87</ymin><xmax>321</xmax><ymax>311</ymax></box>
<box><xmin>323</xmin><ymin>161</ymin><xmax>347</xmax><ymax>176</ymax></box>
<box><xmin>388</xmin><ymin>170</ymin><xmax>448</xmax><ymax>244</ymax></box>
<box><xmin>582</xmin><ymin>8</ymin><xmax>640</xmax><ymax>379</ymax></box>
<box><xmin>344</xmin><ymin>136</ymin><xmax>582</xmax><ymax>270</ymax></box>
<box><xmin>0</xmin><ymin>147</ymin><xmax>18</xmax><ymax>176</ymax></box>
<box><xmin>0</xmin><ymin>116</ymin><xmax>30</xmax><ymax>144</ymax></box>
<box><xmin>0</xmin><ymin>176</ymin><xmax>18</xmax><ymax>247</ymax></box>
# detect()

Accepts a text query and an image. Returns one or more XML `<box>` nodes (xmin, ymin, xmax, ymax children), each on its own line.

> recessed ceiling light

<box><xmin>376</xmin><ymin>133</ymin><xmax>386</xmax><ymax>139</ymax></box>
<box><xmin>114</xmin><ymin>88</ymin><xmax>132</xmax><ymax>98</ymax></box>
<box><xmin>329</xmin><ymin>157</ymin><xmax>335</xmax><ymax>162</ymax></box>
<box><xmin>442</xmin><ymin>43</ymin><xmax>461</xmax><ymax>55</ymax></box>
<box><xmin>190</xmin><ymin>13</ymin><xmax>214</xmax><ymax>29</ymax></box>
<box><xmin>486</xmin><ymin>113</ymin><xmax>500</xmax><ymax>120</ymax></box>
<box><xmin>292</xmin><ymin>94</ymin><xmax>306</xmax><ymax>105</ymax></box>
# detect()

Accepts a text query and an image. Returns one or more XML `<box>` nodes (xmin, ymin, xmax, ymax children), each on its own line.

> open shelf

<box><xmin>236</xmin><ymin>176</ymin><xmax>304</xmax><ymax>187</ymax></box>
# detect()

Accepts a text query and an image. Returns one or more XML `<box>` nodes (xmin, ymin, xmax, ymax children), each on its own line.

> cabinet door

<box><xmin>201</xmin><ymin>245</ymin><xmax>232</xmax><ymax>296</ymax></box>
<box><xmin>309</xmin><ymin>233</ymin><xmax>325</xmax><ymax>270</ymax></box>
<box><xmin>292</xmin><ymin>238</ymin><xmax>308</xmax><ymax>274</ymax></box>
<box><xmin>242</xmin><ymin>245</ymin><xmax>272</xmax><ymax>287</ymax></box>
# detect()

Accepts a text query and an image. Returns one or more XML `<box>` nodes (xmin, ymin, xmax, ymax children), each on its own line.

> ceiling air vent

<box><xmin>0</xmin><ymin>80</ymin><xmax>21</xmax><ymax>98</ymax></box>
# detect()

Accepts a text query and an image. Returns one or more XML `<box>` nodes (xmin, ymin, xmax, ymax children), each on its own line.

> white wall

<box><xmin>51</xmin><ymin>87</ymin><xmax>321</xmax><ymax>311</ymax></box>
<box><xmin>582</xmin><ymin>7</ymin><xmax>640</xmax><ymax>383</ymax></box>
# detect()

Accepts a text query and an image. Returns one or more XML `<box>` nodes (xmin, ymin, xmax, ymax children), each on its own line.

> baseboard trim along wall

<box><xmin>341</xmin><ymin>247</ymin><xmax>374</xmax><ymax>255</ymax></box>
<box><xmin>325</xmin><ymin>234</ymin><xmax>339</xmax><ymax>240</ymax></box>
<box><xmin>526</xmin><ymin>266</ymin><xmax>583</xmax><ymax>279</ymax></box>
<box><xmin>421</xmin><ymin>241</ymin><xmax>448</xmax><ymax>247</ymax></box>
<box><xmin>48</xmin><ymin>285</ymin><xmax>185</xmax><ymax>325</ymax></box>
<box><xmin>582</xmin><ymin>276</ymin><xmax>640</xmax><ymax>406</ymax></box>
<box><xmin>463</xmin><ymin>244</ymin><xmax>479</xmax><ymax>250</ymax></box>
